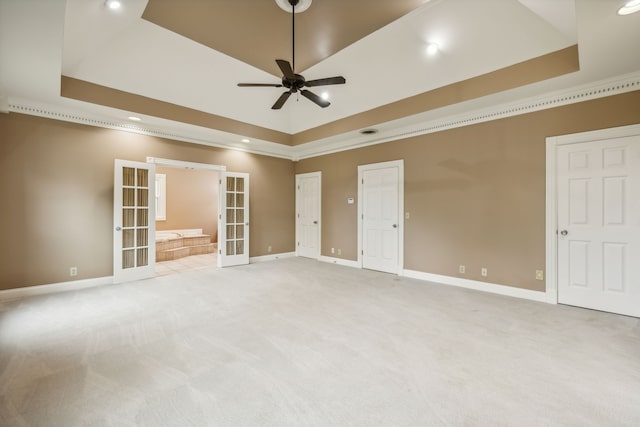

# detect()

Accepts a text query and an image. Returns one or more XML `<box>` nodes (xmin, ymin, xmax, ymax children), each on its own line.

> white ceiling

<box><xmin>1</xmin><ymin>0</ymin><xmax>639</xmax><ymax>151</ymax></box>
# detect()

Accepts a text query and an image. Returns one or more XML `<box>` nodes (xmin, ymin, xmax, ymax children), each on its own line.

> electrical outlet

<box><xmin>70</xmin><ymin>267</ymin><xmax>78</xmax><ymax>277</ymax></box>
<box><xmin>267</xmin><ymin>245</ymin><xmax>272</xmax><ymax>253</ymax></box>
<box><xmin>536</xmin><ymin>270</ymin><xmax>544</xmax><ymax>280</ymax></box>
<box><xmin>459</xmin><ymin>265</ymin><xmax>465</xmax><ymax>274</ymax></box>
<box><xmin>331</xmin><ymin>247</ymin><xmax>335</xmax><ymax>254</ymax></box>
<box><xmin>337</xmin><ymin>249</ymin><xmax>342</xmax><ymax>255</ymax></box>
<box><xmin>481</xmin><ymin>267</ymin><xmax>488</xmax><ymax>277</ymax></box>
<box><xmin>405</xmin><ymin>212</ymin><xmax>410</xmax><ymax>219</ymax></box>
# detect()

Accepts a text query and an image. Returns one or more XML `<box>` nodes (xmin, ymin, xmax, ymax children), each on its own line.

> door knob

<box><xmin>115</xmin><ymin>226</ymin><xmax>122</xmax><ymax>231</ymax></box>
<box><xmin>313</xmin><ymin>221</ymin><xmax>318</xmax><ymax>224</ymax></box>
<box><xmin>392</xmin><ymin>224</ymin><xmax>398</xmax><ymax>228</ymax></box>
<box><xmin>560</xmin><ymin>230</ymin><xmax>568</xmax><ymax>236</ymax></box>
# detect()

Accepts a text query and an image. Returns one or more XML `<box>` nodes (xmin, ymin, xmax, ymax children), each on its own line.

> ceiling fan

<box><xmin>237</xmin><ymin>0</ymin><xmax>346</xmax><ymax>110</ymax></box>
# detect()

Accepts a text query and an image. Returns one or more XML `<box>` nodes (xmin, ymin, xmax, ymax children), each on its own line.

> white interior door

<box><xmin>296</xmin><ymin>172</ymin><xmax>321</xmax><ymax>259</ymax></box>
<box><xmin>218</xmin><ymin>172</ymin><xmax>250</xmax><ymax>267</ymax></box>
<box><xmin>113</xmin><ymin>159</ymin><xmax>156</xmax><ymax>283</ymax></box>
<box><xmin>360</xmin><ymin>161</ymin><xmax>403</xmax><ymax>274</ymax></box>
<box><xmin>557</xmin><ymin>135</ymin><xmax>640</xmax><ymax>317</ymax></box>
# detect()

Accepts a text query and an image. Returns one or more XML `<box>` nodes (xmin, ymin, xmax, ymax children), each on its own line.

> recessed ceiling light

<box><xmin>241</xmin><ymin>138</ymin><xmax>251</xmax><ymax>143</ymax></box>
<box><xmin>105</xmin><ymin>0</ymin><xmax>121</xmax><ymax>10</ymax></box>
<box><xmin>128</xmin><ymin>116</ymin><xmax>141</xmax><ymax>121</ymax></box>
<box><xmin>425</xmin><ymin>42</ymin><xmax>439</xmax><ymax>56</ymax></box>
<box><xmin>618</xmin><ymin>0</ymin><xmax>640</xmax><ymax>15</ymax></box>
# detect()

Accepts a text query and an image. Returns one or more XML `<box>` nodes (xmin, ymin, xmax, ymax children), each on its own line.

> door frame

<box><xmin>545</xmin><ymin>123</ymin><xmax>640</xmax><ymax>304</ymax></box>
<box><xmin>142</xmin><ymin>157</ymin><xmax>227</xmax><ymax>268</ymax></box>
<box><xmin>357</xmin><ymin>159</ymin><xmax>404</xmax><ymax>272</ymax></box>
<box><xmin>146</xmin><ymin>157</ymin><xmax>226</xmax><ymax>172</ymax></box>
<box><xmin>295</xmin><ymin>171</ymin><xmax>322</xmax><ymax>259</ymax></box>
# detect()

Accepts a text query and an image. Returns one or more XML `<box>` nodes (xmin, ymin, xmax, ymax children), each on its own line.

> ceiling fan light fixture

<box><xmin>618</xmin><ymin>0</ymin><xmax>640</xmax><ymax>15</ymax></box>
<box><xmin>275</xmin><ymin>0</ymin><xmax>313</xmax><ymax>13</ymax></box>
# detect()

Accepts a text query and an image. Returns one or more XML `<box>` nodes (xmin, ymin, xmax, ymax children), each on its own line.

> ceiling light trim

<box><xmin>275</xmin><ymin>0</ymin><xmax>313</xmax><ymax>13</ymax></box>
<box><xmin>618</xmin><ymin>0</ymin><xmax>640</xmax><ymax>15</ymax></box>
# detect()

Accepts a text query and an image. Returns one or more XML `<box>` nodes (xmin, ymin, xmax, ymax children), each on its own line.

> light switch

<box><xmin>405</xmin><ymin>212</ymin><xmax>410</xmax><ymax>219</ymax></box>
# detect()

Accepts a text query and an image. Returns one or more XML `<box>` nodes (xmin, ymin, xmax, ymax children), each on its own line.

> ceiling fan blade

<box><xmin>276</xmin><ymin>59</ymin><xmax>295</xmax><ymax>80</ymax></box>
<box><xmin>238</xmin><ymin>83</ymin><xmax>283</xmax><ymax>87</ymax></box>
<box><xmin>272</xmin><ymin>91</ymin><xmax>292</xmax><ymax>110</ymax></box>
<box><xmin>304</xmin><ymin>76</ymin><xmax>346</xmax><ymax>87</ymax></box>
<box><xmin>301</xmin><ymin>89</ymin><xmax>330</xmax><ymax>108</ymax></box>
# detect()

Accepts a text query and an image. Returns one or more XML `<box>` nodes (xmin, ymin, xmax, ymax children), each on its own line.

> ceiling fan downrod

<box><xmin>289</xmin><ymin>0</ymin><xmax>298</xmax><ymax>72</ymax></box>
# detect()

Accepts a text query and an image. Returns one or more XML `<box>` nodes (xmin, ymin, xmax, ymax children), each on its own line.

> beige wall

<box><xmin>0</xmin><ymin>113</ymin><xmax>295</xmax><ymax>290</ymax></box>
<box><xmin>295</xmin><ymin>91</ymin><xmax>640</xmax><ymax>291</ymax></box>
<box><xmin>1</xmin><ymin>90</ymin><xmax>639</xmax><ymax>292</ymax></box>
<box><xmin>156</xmin><ymin>167</ymin><xmax>219</xmax><ymax>242</ymax></box>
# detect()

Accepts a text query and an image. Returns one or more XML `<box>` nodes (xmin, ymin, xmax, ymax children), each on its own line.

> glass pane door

<box><xmin>218</xmin><ymin>172</ymin><xmax>249</xmax><ymax>267</ymax></box>
<box><xmin>114</xmin><ymin>160</ymin><xmax>156</xmax><ymax>282</ymax></box>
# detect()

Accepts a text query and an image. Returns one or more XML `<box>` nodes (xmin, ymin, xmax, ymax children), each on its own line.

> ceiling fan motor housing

<box><xmin>283</xmin><ymin>74</ymin><xmax>306</xmax><ymax>92</ymax></box>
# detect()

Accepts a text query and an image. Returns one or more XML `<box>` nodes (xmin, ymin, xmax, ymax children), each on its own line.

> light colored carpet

<box><xmin>1</xmin><ymin>257</ymin><xmax>639</xmax><ymax>426</ymax></box>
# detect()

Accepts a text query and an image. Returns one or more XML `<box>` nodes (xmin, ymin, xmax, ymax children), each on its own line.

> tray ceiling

<box><xmin>2</xmin><ymin>0</ymin><xmax>639</xmax><ymax>153</ymax></box>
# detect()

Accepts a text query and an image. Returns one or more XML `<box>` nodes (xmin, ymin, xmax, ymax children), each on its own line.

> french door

<box><xmin>218</xmin><ymin>172</ymin><xmax>250</xmax><ymax>267</ymax></box>
<box><xmin>557</xmin><ymin>135</ymin><xmax>640</xmax><ymax>317</ymax></box>
<box><xmin>113</xmin><ymin>160</ymin><xmax>156</xmax><ymax>283</ymax></box>
<box><xmin>359</xmin><ymin>160</ymin><xmax>404</xmax><ymax>274</ymax></box>
<box><xmin>296</xmin><ymin>172</ymin><xmax>321</xmax><ymax>259</ymax></box>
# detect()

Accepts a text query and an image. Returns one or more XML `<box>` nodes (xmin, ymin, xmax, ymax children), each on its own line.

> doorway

<box><xmin>154</xmin><ymin>165</ymin><xmax>219</xmax><ymax>276</ymax></box>
<box><xmin>547</xmin><ymin>124</ymin><xmax>640</xmax><ymax>317</ymax></box>
<box><xmin>113</xmin><ymin>157</ymin><xmax>250</xmax><ymax>283</ymax></box>
<box><xmin>357</xmin><ymin>160</ymin><xmax>404</xmax><ymax>274</ymax></box>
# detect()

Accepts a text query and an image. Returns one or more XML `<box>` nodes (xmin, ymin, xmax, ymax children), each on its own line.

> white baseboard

<box><xmin>0</xmin><ymin>264</ymin><xmax>553</xmax><ymax>305</ymax></box>
<box><xmin>249</xmin><ymin>252</ymin><xmax>296</xmax><ymax>263</ymax></box>
<box><xmin>0</xmin><ymin>276</ymin><xmax>114</xmax><ymax>301</ymax></box>
<box><xmin>402</xmin><ymin>270</ymin><xmax>550</xmax><ymax>303</ymax></box>
<box><xmin>319</xmin><ymin>256</ymin><xmax>360</xmax><ymax>268</ymax></box>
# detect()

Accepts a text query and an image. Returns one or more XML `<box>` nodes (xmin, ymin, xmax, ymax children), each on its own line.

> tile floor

<box><xmin>154</xmin><ymin>253</ymin><xmax>217</xmax><ymax>277</ymax></box>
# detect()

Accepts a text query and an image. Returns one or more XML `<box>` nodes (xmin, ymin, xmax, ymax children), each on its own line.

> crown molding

<box><xmin>8</xmin><ymin>71</ymin><xmax>640</xmax><ymax>162</ymax></box>
<box><xmin>290</xmin><ymin>71</ymin><xmax>640</xmax><ymax>160</ymax></box>
<box><xmin>7</xmin><ymin>98</ymin><xmax>294</xmax><ymax>160</ymax></box>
